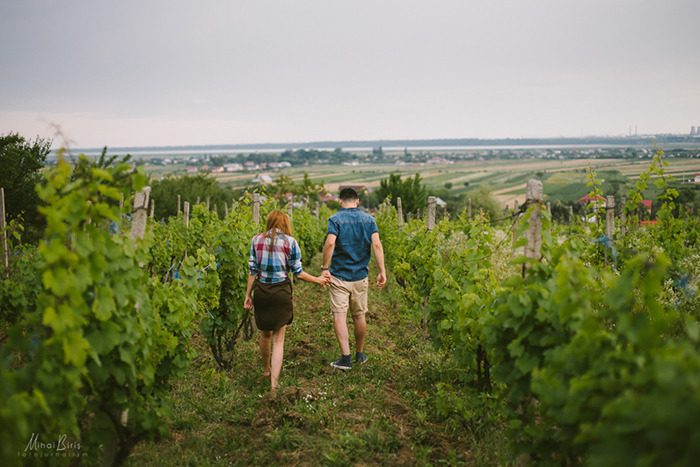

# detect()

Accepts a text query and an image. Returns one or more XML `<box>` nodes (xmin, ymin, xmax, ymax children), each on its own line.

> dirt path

<box><xmin>127</xmin><ymin>254</ymin><xmax>484</xmax><ymax>465</ymax></box>
<box><xmin>239</xmin><ymin>259</ymin><xmax>476</xmax><ymax>465</ymax></box>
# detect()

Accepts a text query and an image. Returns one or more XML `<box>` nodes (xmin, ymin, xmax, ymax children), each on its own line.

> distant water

<box><xmin>59</xmin><ymin>143</ymin><xmax>645</xmax><ymax>158</ymax></box>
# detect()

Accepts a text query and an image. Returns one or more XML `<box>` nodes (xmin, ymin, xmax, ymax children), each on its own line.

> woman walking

<box><xmin>244</xmin><ymin>210</ymin><xmax>327</xmax><ymax>391</ymax></box>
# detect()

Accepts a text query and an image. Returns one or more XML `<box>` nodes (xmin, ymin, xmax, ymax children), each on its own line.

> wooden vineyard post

<box><xmin>620</xmin><ymin>196</ymin><xmax>626</xmax><ymax>237</ymax></box>
<box><xmin>252</xmin><ymin>193</ymin><xmax>260</xmax><ymax>224</ymax></box>
<box><xmin>568</xmin><ymin>205</ymin><xmax>573</xmax><ymax>224</ymax></box>
<box><xmin>183</xmin><ymin>201</ymin><xmax>190</xmax><ymax>262</ymax></box>
<box><xmin>224</xmin><ymin>203</ymin><xmax>229</xmax><ymax>218</ymax></box>
<box><xmin>1</xmin><ymin>188</ymin><xmax>8</xmax><ymax>278</ymax></box>
<box><xmin>196</xmin><ymin>196</ymin><xmax>200</xmax><ymax>206</ymax></box>
<box><xmin>605</xmin><ymin>196</ymin><xmax>615</xmax><ymax>266</ymax></box>
<box><xmin>206</xmin><ymin>197</ymin><xmax>210</xmax><ymax>212</ymax></box>
<box><xmin>315</xmin><ymin>201</ymin><xmax>320</xmax><ymax>218</ymax></box>
<box><xmin>523</xmin><ymin>179</ymin><xmax>543</xmax><ymax>276</ymax></box>
<box><xmin>177</xmin><ymin>195</ymin><xmax>181</xmax><ymax>214</ymax></box>
<box><xmin>605</xmin><ymin>196</ymin><xmax>615</xmax><ymax>238</ymax></box>
<box><xmin>130</xmin><ymin>187</ymin><xmax>151</xmax><ymax>244</ymax></box>
<box><xmin>119</xmin><ymin>193</ymin><xmax>124</xmax><ymax>212</ymax></box>
<box><xmin>149</xmin><ymin>198</ymin><xmax>155</xmax><ymax>219</ymax></box>
<box><xmin>397</xmin><ymin>197</ymin><xmax>404</xmax><ymax>231</ymax></box>
<box><xmin>512</xmin><ymin>199</ymin><xmax>519</xmax><ymax>248</ymax></box>
<box><xmin>288</xmin><ymin>196</ymin><xmax>293</xmax><ymax>222</ymax></box>
<box><xmin>103</xmin><ymin>189</ymin><xmax>154</xmax><ymax>464</ymax></box>
<box><xmin>508</xmin><ymin>180</ymin><xmax>544</xmax><ymax>466</ymax></box>
<box><xmin>427</xmin><ymin>196</ymin><xmax>436</xmax><ymax>231</ymax></box>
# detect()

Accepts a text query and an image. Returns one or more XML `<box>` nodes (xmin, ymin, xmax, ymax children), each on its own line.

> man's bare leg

<box><xmin>352</xmin><ymin>314</ymin><xmax>366</xmax><ymax>353</ymax></box>
<box><xmin>333</xmin><ymin>311</ymin><xmax>351</xmax><ymax>355</ymax></box>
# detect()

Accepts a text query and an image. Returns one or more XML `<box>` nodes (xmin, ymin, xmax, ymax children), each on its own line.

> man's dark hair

<box><xmin>339</xmin><ymin>187</ymin><xmax>359</xmax><ymax>201</ymax></box>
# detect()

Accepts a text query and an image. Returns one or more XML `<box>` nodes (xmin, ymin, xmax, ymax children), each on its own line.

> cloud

<box><xmin>1</xmin><ymin>0</ymin><xmax>699</xmax><ymax>146</ymax></box>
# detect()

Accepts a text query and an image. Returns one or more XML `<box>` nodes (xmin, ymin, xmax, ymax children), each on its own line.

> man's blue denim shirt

<box><xmin>327</xmin><ymin>207</ymin><xmax>379</xmax><ymax>282</ymax></box>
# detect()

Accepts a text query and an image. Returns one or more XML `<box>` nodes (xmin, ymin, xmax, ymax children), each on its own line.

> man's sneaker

<box><xmin>330</xmin><ymin>354</ymin><xmax>353</xmax><ymax>370</ymax></box>
<box><xmin>354</xmin><ymin>351</ymin><xmax>368</xmax><ymax>365</ymax></box>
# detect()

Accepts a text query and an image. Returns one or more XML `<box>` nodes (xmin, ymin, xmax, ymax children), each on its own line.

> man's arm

<box><xmin>371</xmin><ymin>232</ymin><xmax>386</xmax><ymax>290</ymax></box>
<box><xmin>321</xmin><ymin>233</ymin><xmax>336</xmax><ymax>281</ymax></box>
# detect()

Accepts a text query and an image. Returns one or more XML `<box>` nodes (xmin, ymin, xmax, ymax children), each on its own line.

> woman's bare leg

<box><xmin>260</xmin><ymin>330</ymin><xmax>272</xmax><ymax>375</ymax></box>
<box><xmin>270</xmin><ymin>325</ymin><xmax>286</xmax><ymax>390</ymax></box>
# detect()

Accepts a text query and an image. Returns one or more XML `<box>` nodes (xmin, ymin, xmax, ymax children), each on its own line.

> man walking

<box><xmin>321</xmin><ymin>187</ymin><xmax>386</xmax><ymax>370</ymax></box>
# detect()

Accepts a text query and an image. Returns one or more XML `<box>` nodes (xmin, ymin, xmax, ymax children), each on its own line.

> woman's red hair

<box><xmin>264</xmin><ymin>210</ymin><xmax>292</xmax><ymax>250</ymax></box>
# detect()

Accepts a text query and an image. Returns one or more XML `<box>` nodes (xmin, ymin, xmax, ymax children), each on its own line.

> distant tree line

<box><xmin>205</xmin><ymin>148</ymin><xmax>362</xmax><ymax>167</ymax></box>
<box><xmin>0</xmin><ymin>133</ymin><xmax>51</xmax><ymax>243</ymax></box>
<box><xmin>0</xmin><ymin>134</ymin><xmax>144</xmax><ymax>244</ymax></box>
<box><xmin>3</xmin><ymin>131</ymin><xmax>699</xmax><ymax>247</ymax></box>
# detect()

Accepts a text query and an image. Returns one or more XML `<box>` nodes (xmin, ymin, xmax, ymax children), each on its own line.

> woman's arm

<box><xmin>288</xmin><ymin>236</ymin><xmax>327</xmax><ymax>286</ymax></box>
<box><xmin>295</xmin><ymin>271</ymin><xmax>327</xmax><ymax>286</ymax></box>
<box><xmin>244</xmin><ymin>274</ymin><xmax>256</xmax><ymax>310</ymax></box>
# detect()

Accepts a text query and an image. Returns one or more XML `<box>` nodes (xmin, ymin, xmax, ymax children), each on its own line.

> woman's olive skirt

<box><xmin>253</xmin><ymin>278</ymin><xmax>293</xmax><ymax>331</ymax></box>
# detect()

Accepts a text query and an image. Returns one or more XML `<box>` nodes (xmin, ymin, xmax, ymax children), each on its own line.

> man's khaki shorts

<box><xmin>329</xmin><ymin>276</ymin><xmax>369</xmax><ymax>317</ymax></box>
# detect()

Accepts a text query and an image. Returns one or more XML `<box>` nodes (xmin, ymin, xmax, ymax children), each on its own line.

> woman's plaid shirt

<box><xmin>248</xmin><ymin>229</ymin><xmax>303</xmax><ymax>283</ymax></box>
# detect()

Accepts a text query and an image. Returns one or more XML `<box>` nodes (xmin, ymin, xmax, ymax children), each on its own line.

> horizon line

<box><xmin>61</xmin><ymin>133</ymin><xmax>698</xmax><ymax>153</ymax></box>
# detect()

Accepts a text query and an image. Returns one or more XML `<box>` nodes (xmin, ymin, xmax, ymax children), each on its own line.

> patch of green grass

<box><xmin>125</xmin><ymin>257</ymin><xmax>512</xmax><ymax>466</ymax></box>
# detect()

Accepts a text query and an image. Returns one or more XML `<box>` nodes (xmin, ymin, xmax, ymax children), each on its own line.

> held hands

<box><xmin>317</xmin><ymin>271</ymin><xmax>332</xmax><ymax>288</ymax></box>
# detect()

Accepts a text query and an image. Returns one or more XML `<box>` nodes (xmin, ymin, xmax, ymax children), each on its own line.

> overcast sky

<box><xmin>1</xmin><ymin>0</ymin><xmax>699</xmax><ymax>148</ymax></box>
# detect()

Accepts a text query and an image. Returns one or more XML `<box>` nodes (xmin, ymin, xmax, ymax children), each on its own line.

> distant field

<box><xmin>148</xmin><ymin>157</ymin><xmax>700</xmax><ymax>208</ymax></box>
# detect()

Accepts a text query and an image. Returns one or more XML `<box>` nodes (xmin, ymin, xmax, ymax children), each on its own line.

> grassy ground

<box><xmin>124</xmin><ymin>257</ymin><xmax>512</xmax><ymax>466</ymax></box>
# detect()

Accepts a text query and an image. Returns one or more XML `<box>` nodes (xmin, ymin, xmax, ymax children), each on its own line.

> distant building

<box><xmin>695</xmin><ymin>173</ymin><xmax>700</xmax><ymax>183</ymax></box>
<box><xmin>186</xmin><ymin>166</ymin><xmax>198</xmax><ymax>174</ymax></box>
<box><xmin>251</xmin><ymin>174</ymin><xmax>273</xmax><ymax>185</ymax></box>
<box><xmin>576</xmin><ymin>194</ymin><xmax>606</xmax><ymax>205</ymax></box>
<box><xmin>427</xmin><ymin>156</ymin><xmax>453</xmax><ymax>164</ymax></box>
<box><xmin>224</xmin><ymin>163</ymin><xmax>243</xmax><ymax>172</ymax></box>
<box><xmin>320</xmin><ymin>194</ymin><xmax>339</xmax><ymax>203</ymax></box>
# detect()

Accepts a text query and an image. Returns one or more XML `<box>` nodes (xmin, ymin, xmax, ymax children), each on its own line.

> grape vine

<box><xmin>376</xmin><ymin>146</ymin><xmax>700</xmax><ymax>465</ymax></box>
